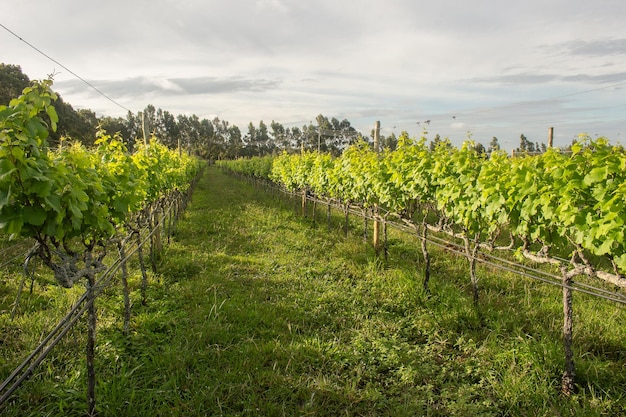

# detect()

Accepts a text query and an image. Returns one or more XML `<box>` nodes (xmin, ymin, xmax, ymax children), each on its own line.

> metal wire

<box><xmin>0</xmin><ymin>195</ymin><xmax>182</xmax><ymax>408</ymax></box>
<box><xmin>263</xmin><ymin>180</ymin><xmax>626</xmax><ymax>306</ymax></box>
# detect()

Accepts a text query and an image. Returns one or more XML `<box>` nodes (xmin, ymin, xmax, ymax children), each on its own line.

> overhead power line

<box><xmin>0</xmin><ymin>22</ymin><xmax>131</xmax><ymax>113</ymax></box>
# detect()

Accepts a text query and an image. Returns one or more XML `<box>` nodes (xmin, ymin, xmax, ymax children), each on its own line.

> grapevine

<box><xmin>221</xmin><ymin>137</ymin><xmax>626</xmax><ymax>394</ymax></box>
<box><xmin>0</xmin><ymin>79</ymin><xmax>202</xmax><ymax>287</ymax></box>
<box><xmin>226</xmin><ymin>137</ymin><xmax>626</xmax><ymax>286</ymax></box>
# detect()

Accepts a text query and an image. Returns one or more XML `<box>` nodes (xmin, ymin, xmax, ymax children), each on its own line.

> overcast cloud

<box><xmin>2</xmin><ymin>0</ymin><xmax>626</xmax><ymax>149</ymax></box>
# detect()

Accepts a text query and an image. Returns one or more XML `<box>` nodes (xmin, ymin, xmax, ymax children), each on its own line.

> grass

<box><xmin>1</xmin><ymin>166</ymin><xmax>625</xmax><ymax>416</ymax></box>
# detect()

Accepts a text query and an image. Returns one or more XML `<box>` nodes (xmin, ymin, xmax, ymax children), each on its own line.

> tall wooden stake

<box><xmin>117</xmin><ymin>241</ymin><xmax>131</xmax><ymax>335</ymax></box>
<box><xmin>140</xmin><ymin>111</ymin><xmax>148</xmax><ymax>147</ymax></box>
<box><xmin>301</xmin><ymin>139</ymin><xmax>307</xmax><ymax>217</ymax></box>
<box><xmin>136</xmin><ymin>230</ymin><xmax>148</xmax><ymax>306</ymax></box>
<box><xmin>561</xmin><ymin>267</ymin><xmax>575</xmax><ymax>395</ymax></box>
<box><xmin>86</xmin><ymin>253</ymin><xmax>98</xmax><ymax>417</ymax></box>
<box><xmin>420</xmin><ymin>223</ymin><xmax>431</xmax><ymax>292</ymax></box>
<box><xmin>548</xmin><ymin>127</ymin><xmax>554</xmax><ymax>148</ymax></box>
<box><xmin>373</xmin><ymin>121</ymin><xmax>381</xmax><ymax>253</ymax></box>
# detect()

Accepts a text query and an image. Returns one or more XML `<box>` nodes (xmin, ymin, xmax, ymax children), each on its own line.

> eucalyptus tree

<box><xmin>270</xmin><ymin>120</ymin><xmax>289</xmax><ymax>150</ymax></box>
<box><xmin>258</xmin><ymin>120</ymin><xmax>271</xmax><ymax>154</ymax></box>
<box><xmin>154</xmin><ymin>109</ymin><xmax>179</xmax><ymax>148</ymax></box>
<box><xmin>225</xmin><ymin>124</ymin><xmax>243</xmax><ymax>159</ymax></box>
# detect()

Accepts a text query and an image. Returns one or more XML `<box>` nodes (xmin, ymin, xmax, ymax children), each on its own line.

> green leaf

<box><xmin>0</xmin><ymin>167</ymin><xmax>17</xmax><ymax>182</ymax></box>
<box><xmin>595</xmin><ymin>238</ymin><xmax>614</xmax><ymax>255</ymax></box>
<box><xmin>27</xmin><ymin>179</ymin><xmax>52</xmax><ymax>197</ymax></box>
<box><xmin>46</xmin><ymin>105</ymin><xmax>58</xmax><ymax>131</ymax></box>
<box><xmin>583</xmin><ymin>166</ymin><xmax>607</xmax><ymax>186</ymax></box>
<box><xmin>22</xmin><ymin>205</ymin><xmax>47</xmax><ymax>227</ymax></box>
<box><xmin>0</xmin><ymin>185</ymin><xmax>10</xmax><ymax>209</ymax></box>
<box><xmin>44</xmin><ymin>194</ymin><xmax>63</xmax><ymax>214</ymax></box>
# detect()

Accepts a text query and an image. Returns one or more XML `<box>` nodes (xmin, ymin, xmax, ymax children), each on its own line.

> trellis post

<box><xmin>373</xmin><ymin>121</ymin><xmax>381</xmax><ymax>252</ymax></box>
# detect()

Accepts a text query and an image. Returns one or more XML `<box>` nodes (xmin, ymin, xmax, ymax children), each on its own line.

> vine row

<box><xmin>219</xmin><ymin>134</ymin><xmax>626</xmax><ymax>394</ymax></box>
<box><xmin>0</xmin><ymin>79</ymin><xmax>202</xmax><ymax>287</ymax></box>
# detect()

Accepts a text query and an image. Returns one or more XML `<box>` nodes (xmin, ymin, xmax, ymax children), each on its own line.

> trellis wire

<box><xmin>0</xmin><ymin>194</ymin><xmax>182</xmax><ymax>409</ymax></box>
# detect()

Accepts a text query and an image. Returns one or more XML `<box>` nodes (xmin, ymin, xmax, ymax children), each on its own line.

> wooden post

<box><xmin>140</xmin><ymin>111</ymin><xmax>148</xmax><ymax>146</ymax></box>
<box><xmin>117</xmin><ymin>241</ymin><xmax>131</xmax><ymax>335</ymax></box>
<box><xmin>85</xmin><ymin>253</ymin><xmax>97</xmax><ymax>417</ymax></box>
<box><xmin>548</xmin><ymin>127</ymin><xmax>554</xmax><ymax>148</ymax></box>
<box><xmin>373</xmin><ymin>121</ymin><xmax>381</xmax><ymax>252</ymax></box>
<box><xmin>301</xmin><ymin>137</ymin><xmax>307</xmax><ymax>217</ymax></box>
<box><xmin>561</xmin><ymin>267</ymin><xmax>575</xmax><ymax>395</ymax></box>
<box><xmin>318</xmin><ymin>129</ymin><xmax>321</xmax><ymax>152</ymax></box>
<box><xmin>136</xmin><ymin>230</ymin><xmax>148</xmax><ymax>306</ymax></box>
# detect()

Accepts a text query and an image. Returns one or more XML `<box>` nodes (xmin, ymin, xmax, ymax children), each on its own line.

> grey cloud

<box><xmin>56</xmin><ymin>76</ymin><xmax>281</xmax><ymax>98</ymax></box>
<box><xmin>473</xmin><ymin>73</ymin><xmax>559</xmax><ymax>85</ymax></box>
<box><xmin>472</xmin><ymin>71</ymin><xmax>626</xmax><ymax>86</ymax></box>
<box><xmin>562</xmin><ymin>72</ymin><xmax>626</xmax><ymax>84</ymax></box>
<box><xmin>170</xmin><ymin>77</ymin><xmax>281</xmax><ymax>94</ymax></box>
<box><xmin>563</xmin><ymin>38</ymin><xmax>626</xmax><ymax>56</ymax></box>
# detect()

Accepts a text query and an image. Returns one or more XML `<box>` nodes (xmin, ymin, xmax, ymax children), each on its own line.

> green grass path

<box><xmin>107</xmin><ymin>166</ymin><xmax>500</xmax><ymax>416</ymax></box>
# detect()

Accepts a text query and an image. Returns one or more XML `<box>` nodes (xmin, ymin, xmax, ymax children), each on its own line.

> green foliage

<box><xmin>0</xmin><ymin>79</ymin><xmax>60</xmax><ymax>239</ymax></box>
<box><xmin>238</xmin><ymin>135</ymin><xmax>626</xmax><ymax>276</ymax></box>
<box><xmin>0</xmin><ymin>80</ymin><xmax>202</xmax><ymax>286</ymax></box>
<box><xmin>217</xmin><ymin>155</ymin><xmax>275</xmax><ymax>180</ymax></box>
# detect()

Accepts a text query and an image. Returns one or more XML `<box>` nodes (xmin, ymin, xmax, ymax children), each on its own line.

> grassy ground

<box><xmin>1</xmin><ymin>166</ymin><xmax>626</xmax><ymax>416</ymax></box>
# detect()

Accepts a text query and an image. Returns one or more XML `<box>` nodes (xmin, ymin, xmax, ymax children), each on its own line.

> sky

<box><xmin>2</xmin><ymin>0</ymin><xmax>626</xmax><ymax>150</ymax></box>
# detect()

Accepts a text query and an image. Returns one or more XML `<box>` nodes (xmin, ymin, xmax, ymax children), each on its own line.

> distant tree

<box><xmin>156</xmin><ymin>109</ymin><xmax>179</xmax><ymax>148</ymax></box>
<box><xmin>301</xmin><ymin>123</ymin><xmax>318</xmax><ymax>151</ymax></box>
<box><xmin>289</xmin><ymin>126</ymin><xmax>304</xmax><ymax>151</ymax></box>
<box><xmin>125</xmin><ymin>111</ymin><xmax>141</xmax><ymax>150</ymax></box>
<box><xmin>316</xmin><ymin>114</ymin><xmax>332</xmax><ymax>130</ymax></box>
<box><xmin>382</xmin><ymin>132</ymin><xmax>398</xmax><ymax>151</ymax></box>
<box><xmin>187</xmin><ymin>114</ymin><xmax>201</xmax><ymax>153</ymax></box>
<box><xmin>315</xmin><ymin>114</ymin><xmax>332</xmax><ymax>152</ymax></box>
<box><xmin>429</xmin><ymin>134</ymin><xmax>442</xmax><ymax>152</ymax></box>
<box><xmin>430</xmin><ymin>135</ymin><xmax>453</xmax><ymax>151</ymax></box>
<box><xmin>211</xmin><ymin>116</ymin><xmax>228</xmax><ymax>151</ymax></box>
<box><xmin>331</xmin><ymin>118</ymin><xmax>358</xmax><ymax>154</ymax></box>
<box><xmin>258</xmin><ymin>120</ymin><xmax>270</xmax><ymax>154</ymax></box>
<box><xmin>244</xmin><ymin>122</ymin><xmax>258</xmax><ymax>155</ymax></box>
<box><xmin>99</xmin><ymin>116</ymin><xmax>130</xmax><ymax>144</ymax></box>
<box><xmin>516</xmin><ymin>134</ymin><xmax>535</xmax><ymax>153</ymax></box>
<box><xmin>199</xmin><ymin>117</ymin><xmax>219</xmax><ymax>159</ymax></box>
<box><xmin>515</xmin><ymin>134</ymin><xmax>548</xmax><ymax>154</ymax></box>
<box><xmin>141</xmin><ymin>105</ymin><xmax>157</xmax><ymax>137</ymax></box>
<box><xmin>488</xmin><ymin>136</ymin><xmax>501</xmax><ymax>153</ymax></box>
<box><xmin>0</xmin><ymin>63</ymin><xmax>30</xmax><ymax>105</ymax></box>
<box><xmin>474</xmin><ymin>142</ymin><xmax>486</xmax><ymax>154</ymax></box>
<box><xmin>49</xmin><ymin>95</ymin><xmax>96</xmax><ymax>145</ymax></box>
<box><xmin>270</xmin><ymin>120</ymin><xmax>285</xmax><ymax>148</ymax></box>
<box><xmin>225</xmin><ymin>125</ymin><xmax>243</xmax><ymax>159</ymax></box>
